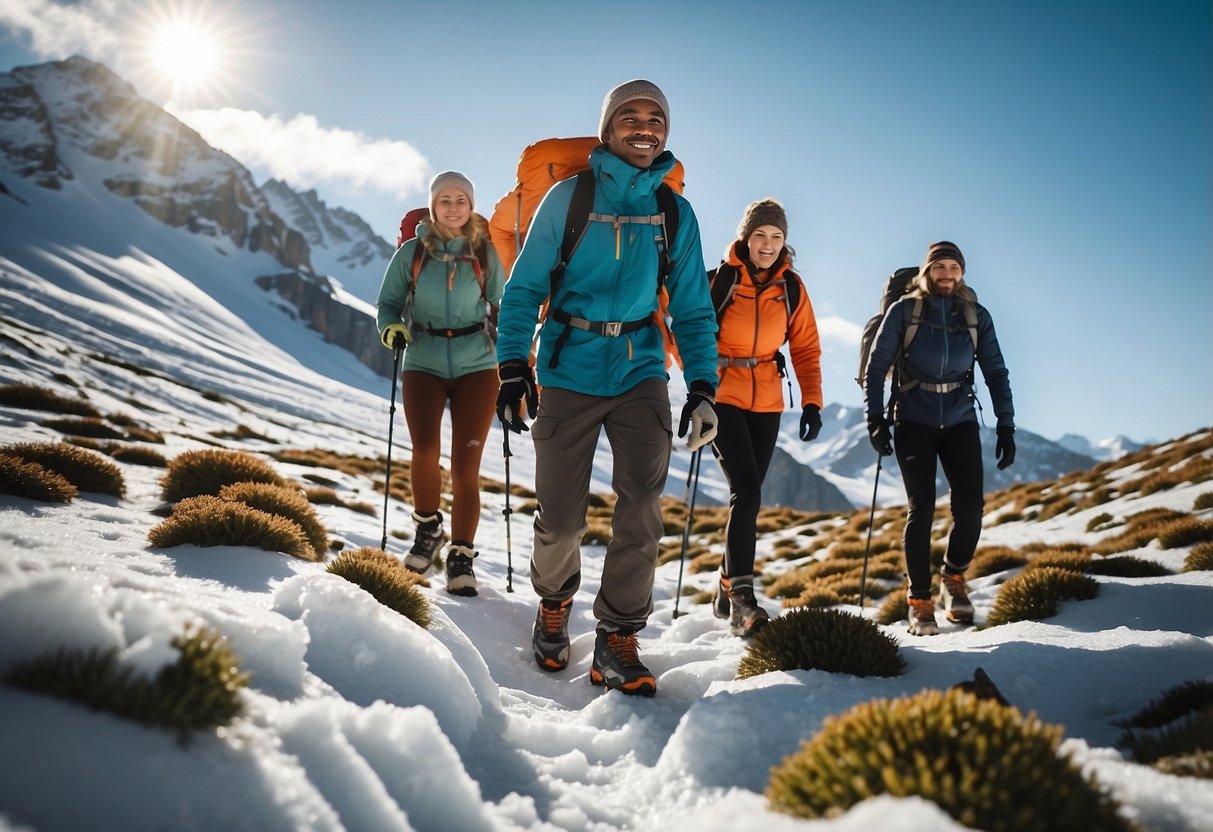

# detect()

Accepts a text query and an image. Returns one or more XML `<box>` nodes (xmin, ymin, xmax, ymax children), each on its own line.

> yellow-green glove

<box><xmin>381</xmin><ymin>323</ymin><xmax>411</xmax><ymax>349</ymax></box>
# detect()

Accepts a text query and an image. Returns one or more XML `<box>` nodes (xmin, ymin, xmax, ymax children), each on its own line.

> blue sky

<box><xmin>1</xmin><ymin>0</ymin><xmax>1209</xmax><ymax>445</ymax></box>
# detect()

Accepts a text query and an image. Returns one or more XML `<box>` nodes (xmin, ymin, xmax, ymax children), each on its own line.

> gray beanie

<box><xmin>737</xmin><ymin>198</ymin><xmax>788</xmax><ymax>241</ymax></box>
<box><xmin>598</xmin><ymin>79</ymin><xmax>669</xmax><ymax>143</ymax></box>
<box><xmin>429</xmin><ymin>170</ymin><xmax>475</xmax><ymax>212</ymax></box>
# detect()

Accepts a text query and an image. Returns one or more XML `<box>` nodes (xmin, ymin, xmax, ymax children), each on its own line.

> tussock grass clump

<box><xmin>1120</xmin><ymin>709</ymin><xmax>1213</xmax><ymax>767</ymax></box>
<box><xmin>874</xmin><ymin>589</ymin><xmax>909</xmax><ymax>625</ymax></box>
<box><xmin>987</xmin><ymin>567</ymin><xmax>1099</xmax><ymax>626</ymax></box>
<box><xmin>219</xmin><ymin>482</ymin><xmax>328</xmax><ymax>559</ymax></box>
<box><xmin>2</xmin><ymin>441</ymin><xmax>125</xmax><ymax>497</ymax></box>
<box><xmin>1117</xmin><ymin>679</ymin><xmax>1213</xmax><ymax>730</ymax></box>
<box><xmin>1195</xmin><ymin>491</ymin><xmax>1213</xmax><ymax>511</ymax></box>
<box><xmin>40</xmin><ymin>416</ymin><xmax>126</xmax><ymax>440</ymax></box>
<box><xmin>783</xmin><ymin>583</ymin><xmax>843</xmax><ymax>610</ymax></box>
<box><xmin>1085</xmin><ymin>555</ymin><xmax>1172</xmax><ymax>578</ymax></box>
<box><xmin>969</xmin><ymin>547</ymin><xmax>1028</xmax><ymax>578</ymax></box>
<box><xmin>0</xmin><ymin>382</ymin><xmax>100</xmax><ymax>417</ymax></box>
<box><xmin>2</xmin><ymin>625</ymin><xmax>249</xmax><ymax>740</ymax></box>
<box><xmin>737</xmin><ymin>608</ymin><xmax>905</xmax><ymax>680</ymax></box>
<box><xmin>1183</xmin><ymin>543</ymin><xmax>1213</xmax><ymax>573</ymax></box>
<box><xmin>162</xmin><ymin>449</ymin><xmax>286</xmax><ymax>503</ymax></box>
<box><xmin>333</xmin><ymin>546</ymin><xmax>427</xmax><ymax>584</ymax></box>
<box><xmin>1157</xmin><ymin>517</ymin><xmax>1213</xmax><ymax>549</ymax></box>
<box><xmin>1153</xmin><ymin>751</ymin><xmax>1213</xmax><ymax>779</ymax></box>
<box><xmin>1025</xmin><ymin>550</ymin><xmax>1093</xmax><ymax>573</ymax></box>
<box><xmin>303</xmin><ymin>485</ymin><xmax>341</xmax><ymax>504</ymax></box>
<box><xmin>0</xmin><ymin>453</ymin><xmax>78</xmax><ymax>502</ymax></box>
<box><xmin>147</xmin><ymin>495</ymin><xmax>315</xmax><ymax>560</ymax></box>
<box><xmin>108</xmin><ymin>445</ymin><xmax>168</xmax><ymax>467</ymax></box>
<box><xmin>1092</xmin><ymin>508</ymin><xmax>1187</xmax><ymax>555</ymax></box>
<box><xmin>1086</xmin><ymin>512</ymin><xmax>1117</xmax><ymax>533</ymax></box>
<box><xmin>766</xmin><ymin>689</ymin><xmax>1132</xmax><ymax>831</ymax></box>
<box><xmin>327</xmin><ymin>550</ymin><xmax>432</xmax><ymax>628</ymax></box>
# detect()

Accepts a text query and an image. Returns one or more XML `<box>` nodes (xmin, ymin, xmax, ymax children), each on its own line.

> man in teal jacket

<box><xmin>496</xmin><ymin>79</ymin><xmax>718</xmax><ymax>697</ymax></box>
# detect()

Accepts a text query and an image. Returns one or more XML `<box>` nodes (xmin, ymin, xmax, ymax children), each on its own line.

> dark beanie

<box><xmin>737</xmin><ymin>198</ymin><xmax>788</xmax><ymax>241</ymax></box>
<box><xmin>924</xmin><ymin>240</ymin><xmax>965</xmax><ymax>273</ymax></box>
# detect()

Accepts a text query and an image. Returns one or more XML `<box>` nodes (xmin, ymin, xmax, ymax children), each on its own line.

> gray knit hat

<box><xmin>924</xmin><ymin>240</ymin><xmax>965</xmax><ymax>273</ymax></box>
<box><xmin>737</xmin><ymin>198</ymin><xmax>788</xmax><ymax>241</ymax></box>
<box><xmin>598</xmin><ymin>79</ymin><xmax>669</xmax><ymax>143</ymax></box>
<box><xmin>429</xmin><ymin>170</ymin><xmax>475</xmax><ymax>212</ymax></box>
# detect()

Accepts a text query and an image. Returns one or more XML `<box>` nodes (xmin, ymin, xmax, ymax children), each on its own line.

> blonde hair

<box><xmin>421</xmin><ymin>212</ymin><xmax>489</xmax><ymax>255</ymax></box>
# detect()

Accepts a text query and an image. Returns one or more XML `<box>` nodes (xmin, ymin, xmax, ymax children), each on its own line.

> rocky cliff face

<box><xmin>760</xmin><ymin>446</ymin><xmax>854</xmax><ymax>512</ymax></box>
<box><xmin>255</xmin><ymin>272</ymin><xmax>394</xmax><ymax>379</ymax></box>
<box><xmin>1</xmin><ymin>57</ymin><xmax>310</xmax><ymax>273</ymax></box>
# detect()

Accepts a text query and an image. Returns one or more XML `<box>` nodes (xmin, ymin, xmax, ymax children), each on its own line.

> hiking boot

<box><xmin>444</xmin><ymin>541</ymin><xmax>477</xmax><ymax>597</ymax></box>
<box><xmin>726</xmin><ymin>575</ymin><xmax>769</xmax><ymax>638</ymax></box>
<box><xmin>532</xmin><ymin>598</ymin><xmax>573</xmax><ymax>672</ymax></box>
<box><xmin>938</xmin><ymin>570</ymin><xmax>974</xmax><ymax>624</ymax></box>
<box><xmin>907</xmin><ymin>593</ymin><xmax>940</xmax><ymax>636</ymax></box>
<box><xmin>404</xmin><ymin>510</ymin><xmax>445</xmax><ymax>573</ymax></box>
<box><xmin>590</xmin><ymin>629</ymin><xmax>656</xmax><ymax>697</ymax></box>
<box><xmin>712</xmin><ymin>572</ymin><xmax>731</xmax><ymax>620</ymax></box>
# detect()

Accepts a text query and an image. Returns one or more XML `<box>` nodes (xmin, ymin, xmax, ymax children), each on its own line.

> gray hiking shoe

<box><xmin>938</xmin><ymin>571</ymin><xmax>974</xmax><ymax>623</ymax></box>
<box><xmin>908</xmin><ymin>593</ymin><xmax>940</xmax><ymax>636</ymax></box>
<box><xmin>590</xmin><ymin>629</ymin><xmax>656</xmax><ymax>697</ymax></box>
<box><xmin>444</xmin><ymin>541</ymin><xmax>477</xmax><ymax>597</ymax></box>
<box><xmin>404</xmin><ymin>510</ymin><xmax>445</xmax><ymax>573</ymax></box>
<box><xmin>726</xmin><ymin>576</ymin><xmax>769</xmax><ymax>638</ymax></box>
<box><xmin>532</xmin><ymin>598</ymin><xmax>573</xmax><ymax>672</ymax></box>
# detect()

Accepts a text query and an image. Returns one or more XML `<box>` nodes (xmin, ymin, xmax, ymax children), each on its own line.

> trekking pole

<box><xmin>502</xmin><ymin>426</ymin><xmax>515</xmax><ymax>593</ymax></box>
<box><xmin>858</xmin><ymin>453</ymin><xmax>883</xmax><ymax>609</ymax></box>
<box><xmin>672</xmin><ymin>448</ymin><xmax>703</xmax><ymax>620</ymax></box>
<box><xmin>380</xmin><ymin>342</ymin><xmax>404</xmax><ymax>550</ymax></box>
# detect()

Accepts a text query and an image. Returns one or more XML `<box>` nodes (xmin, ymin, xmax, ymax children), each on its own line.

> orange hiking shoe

<box><xmin>907</xmin><ymin>594</ymin><xmax>940</xmax><ymax>636</ymax></box>
<box><xmin>590</xmin><ymin>630</ymin><xmax>656</xmax><ymax>697</ymax></box>
<box><xmin>939</xmin><ymin>571</ymin><xmax>974</xmax><ymax>624</ymax></box>
<box><xmin>532</xmin><ymin>598</ymin><xmax>573</xmax><ymax>672</ymax></box>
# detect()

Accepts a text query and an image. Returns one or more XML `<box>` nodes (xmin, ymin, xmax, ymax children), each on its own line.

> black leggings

<box><xmin>894</xmin><ymin>420</ymin><xmax>984</xmax><ymax>598</ymax></box>
<box><xmin>711</xmin><ymin>404</ymin><xmax>782</xmax><ymax>577</ymax></box>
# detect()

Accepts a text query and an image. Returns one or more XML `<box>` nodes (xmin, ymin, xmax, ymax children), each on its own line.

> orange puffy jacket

<box><xmin>714</xmin><ymin>242</ymin><xmax>823</xmax><ymax>413</ymax></box>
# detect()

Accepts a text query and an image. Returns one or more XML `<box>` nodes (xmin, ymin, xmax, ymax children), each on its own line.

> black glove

<box><xmin>677</xmin><ymin>380</ymin><xmax>718</xmax><ymax>451</ymax></box>
<box><xmin>995</xmin><ymin>425</ymin><xmax>1016</xmax><ymax>470</ymax></box>
<box><xmin>799</xmin><ymin>404</ymin><xmax>822</xmax><ymax>442</ymax></box>
<box><xmin>868</xmin><ymin>418</ymin><xmax>892</xmax><ymax>456</ymax></box>
<box><xmin>496</xmin><ymin>361</ymin><xmax>539</xmax><ymax>433</ymax></box>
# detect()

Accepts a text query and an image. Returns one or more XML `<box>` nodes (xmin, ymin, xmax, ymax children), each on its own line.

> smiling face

<box><xmin>604</xmin><ymin>99</ymin><xmax>668</xmax><ymax>169</ymax></box>
<box><xmin>747</xmin><ymin>225</ymin><xmax>786</xmax><ymax>271</ymax></box>
<box><xmin>928</xmin><ymin>258</ymin><xmax>964</xmax><ymax>295</ymax></box>
<box><xmin>431</xmin><ymin>188</ymin><xmax>472</xmax><ymax>234</ymax></box>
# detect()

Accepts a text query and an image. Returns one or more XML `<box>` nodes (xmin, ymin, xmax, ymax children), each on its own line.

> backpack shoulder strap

<box><xmin>555</xmin><ymin>170</ymin><xmax>597</xmax><ymax>285</ymax></box>
<box><xmin>962</xmin><ymin>298</ymin><xmax>978</xmax><ymax>352</ymax></box>
<box><xmin>709</xmin><ymin>262</ymin><xmax>740</xmax><ymax>323</ymax></box>
<box><xmin>409</xmin><ymin>240</ymin><xmax>427</xmax><ymax>284</ymax></box>
<box><xmin>784</xmin><ymin>270</ymin><xmax>802</xmax><ymax>319</ymax></box>
<box><xmin>655</xmin><ymin>183</ymin><xmax>679</xmax><ymax>286</ymax></box>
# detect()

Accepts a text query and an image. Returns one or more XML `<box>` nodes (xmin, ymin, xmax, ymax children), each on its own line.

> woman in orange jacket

<box><xmin>710</xmin><ymin>198</ymin><xmax>823</xmax><ymax>637</ymax></box>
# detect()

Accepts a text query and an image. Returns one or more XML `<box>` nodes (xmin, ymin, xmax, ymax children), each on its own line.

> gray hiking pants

<box><xmin>529</xmin><ymin>377</ymin><xmax>672</xmax><ymax>632</ymax></box>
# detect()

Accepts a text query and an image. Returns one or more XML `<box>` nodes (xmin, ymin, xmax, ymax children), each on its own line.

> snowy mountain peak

<box><xmin>1</xmin><ymin>56</ymin><xmax>310</xmax><ymax>274</ymax></box>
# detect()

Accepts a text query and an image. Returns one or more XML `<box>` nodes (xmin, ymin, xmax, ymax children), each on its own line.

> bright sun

<box><xmin>150</xmin><ymin>20</ymin><xmax>222</xmax><ymax>88</ymax></box>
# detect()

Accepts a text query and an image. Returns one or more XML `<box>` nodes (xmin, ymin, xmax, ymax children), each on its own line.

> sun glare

<box><xmin>151</xmin><ymin>21</ymin><xmax>221</xmax><ymax>87</ymax></box>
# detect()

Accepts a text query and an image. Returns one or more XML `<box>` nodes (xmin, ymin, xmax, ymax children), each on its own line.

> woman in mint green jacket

<box><xmin>377</xmin><ymin>171</ymin><xmax>504</xmax><ymax>597</ymax></box>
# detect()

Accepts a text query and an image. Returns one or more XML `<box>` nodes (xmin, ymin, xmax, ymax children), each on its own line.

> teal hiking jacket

<box><xmin>496</xmin><ymin>146</ymin><xmax>718</xmax><ymax>396</ymax></box>
<box><xmin>376</xmin><ymin>225</ymin><xmax>505</xmax><ymax>379</ymax></box>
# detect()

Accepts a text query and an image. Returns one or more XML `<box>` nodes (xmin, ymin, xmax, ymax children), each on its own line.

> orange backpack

<box><xmin>488</xmin><ymin>137</ymin><xmax>688</xmax><ymax>368</ymax></box>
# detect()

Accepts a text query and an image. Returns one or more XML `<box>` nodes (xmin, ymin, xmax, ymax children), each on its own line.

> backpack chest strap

<box><xmin>718</xmin><ymin>353</ymin><xmax>779</xmax><ymax>368</ymax></box>
<box><xmin>549</xmin><ymin>308</ymin><xmax>650</xmax><ymax>338</ymax></box>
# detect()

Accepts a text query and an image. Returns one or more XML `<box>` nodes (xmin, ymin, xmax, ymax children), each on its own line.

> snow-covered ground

<box><xmin>2</xmin><ymin>309</ymin><xmax>1212</xmax><ymax>831</ymax></box>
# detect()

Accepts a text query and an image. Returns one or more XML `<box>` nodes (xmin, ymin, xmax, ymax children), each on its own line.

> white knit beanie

<box><xmin>429</xmin><ymin>171</ymin><xmax>475</xmax><ymax>213</ymax></box>
<box><xmin>598</xmin><ymin>79</ymin><xmax>669</xmax><ymax>143</ymax></box>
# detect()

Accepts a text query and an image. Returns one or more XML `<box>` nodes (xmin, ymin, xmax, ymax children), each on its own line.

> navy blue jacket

<box><xmin>864</xmin><ymin>293</ymin><xmax>1014</xmax><ymax>430</ymax></box>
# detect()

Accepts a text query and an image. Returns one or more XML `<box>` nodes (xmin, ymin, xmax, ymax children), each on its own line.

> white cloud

<box><xmin>171</xmin><ymin>106</ymin><xmax>430</xmax><ymax>199</ymax></box>
<box><xmin>0</xmin><ymin>0</ymin><xmax>120</xmax><ymax>58</ymax></box>
<box><xmin>817</xmin><ymin>314</ymin><xmax>863</xmax><ymax>347</ymax></box>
